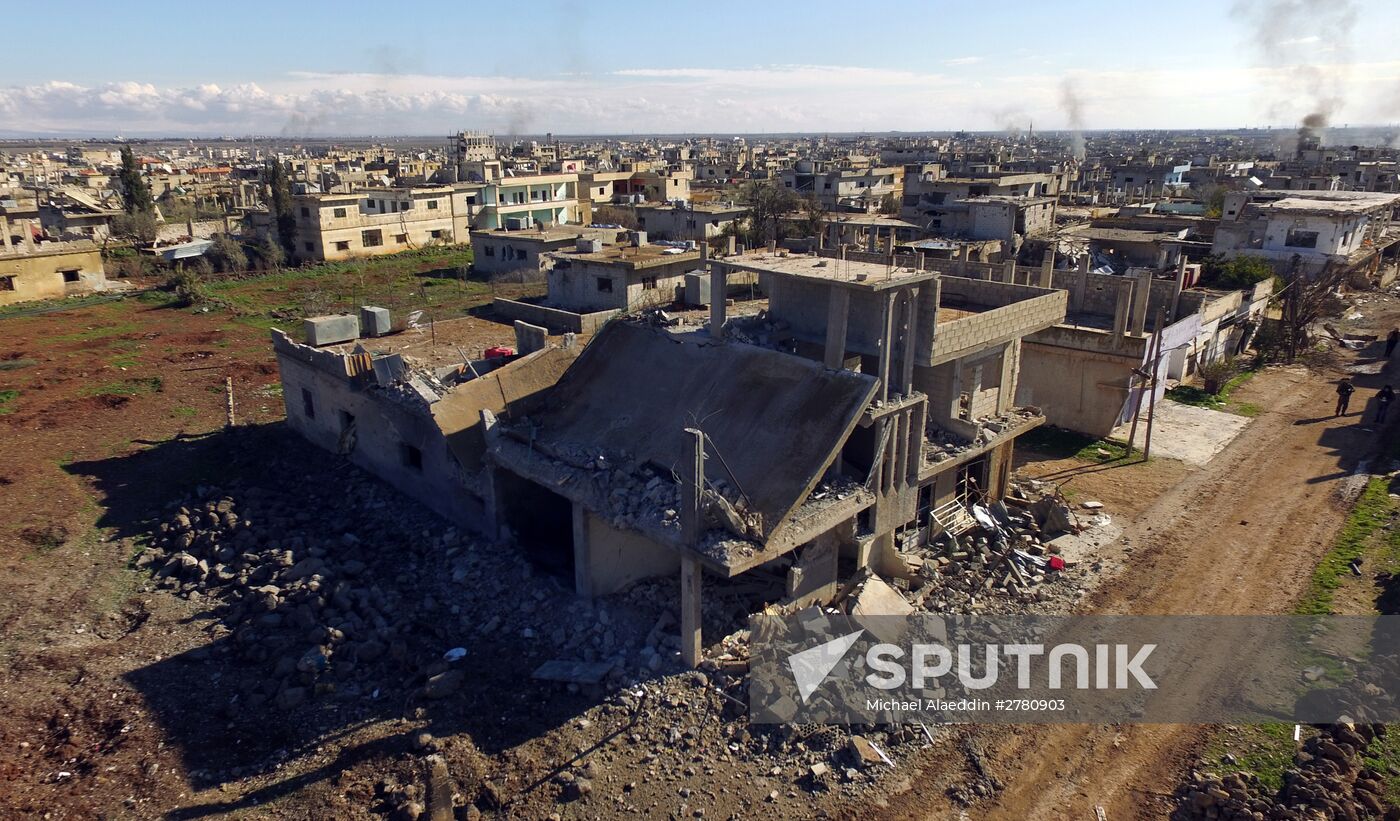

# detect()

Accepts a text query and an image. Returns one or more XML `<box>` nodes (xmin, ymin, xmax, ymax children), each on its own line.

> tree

<box><xmin>1201</xmin><ymin>254</ymin><xmax>1275</xmax><ymax>290</ymax></box>
<box><xmin>1201</xmin><ymin>184</ymin><xmax>1227</xmax><ymax>219</ymax></box>
<box><xmin>110</xmin><ymin>211</ymin><xmax>158</xmax><ymax>244</ymax></box>
<box><xmin>737</xmin><ymin>180</ymin><xmax>799</xmax><ymax>246</ymax></box>
<box><xmin>878</xmin><ymin>191</ymin><xmax>900</xmax><ymax>216</ymax></box>
<box><xmin>208</xmin><ymin>234</ymin><xmax>248</xmax><ymax>273</ymax></box>
<box><xmin>117</xmin><ymin>146</ymin><xmax>154</xmax><ymax>215</ymax></box>
<box><xmin>264</xmin><ymin>160</ymin><xmax>297</xmax><ymax>259</ymax></box>
<box><xmin>591</xmin><ymin>205</ymin><xmax>638</xmax><ymax>230</ymax></box>
<box><xmin>255</xmin><ymin>236</ymin><xmax>286</xmax><ymax>271</ymax></box>
<box><xmin>797</xmin><ymin>194</ymin><xmax>829</xmax><ymax>240</ymax></box>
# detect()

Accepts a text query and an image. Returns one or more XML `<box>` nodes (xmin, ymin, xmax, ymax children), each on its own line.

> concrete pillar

<box><xmin>1039</xmin><ymin>248</ymin><xmax>1054</xmax><ymax>288</ymax></box>
<box><xmin>20</xmin><ymin>219</ymin><xmax>36</xmax><ymax>253</ymax></box>
<box><xmin>1111</xmin><ymin>280</ymin><xmax>1134</xmax><ymax>338</ymax></box>
<box><xmin>1130</xmin><ymin>271</ymin><xmax>1151</xmax><ymax>336</ymax></box>
<box><xmin>900</xmin><ymin>288</ymin><xmax>919</xmax><ymax>393</ymax></box>
<box><xmin>786</xmin><ymin>534</ymin><xmax>838</xmax><ymax>607</ymax></box>
<box><xmin>681</xmin><ymin>555</ymin><xmax>702</xmax><ymax>668</ymax></box>
<box><xmin>824</xmin><ymin>286</ymin><xmax>850</xmax><ymax>369</ymax></box>
<box><xmin>725</xmin><ymin>235</ymin><xmax>736</xmax><ymax>256</ymax></box>
<box><xmin>959</xmin><ymin>244</ymin><xmax>971</xmax><ymax>278</ymax></box>
<box><xmin>996</xmin><ymin>341</ymin><xmax>1017</xmax><ymax>414</ymax></box>
<box><xmin>1077</xmin><ymin>253</ymin><xmax>1089</xmax><ymax>274</ymax></box>
<box><xmin>877</xmin><ymin>291</ymin><xmax>895</xmax><ymax>402</ymax></box>
<box><xmin>680</xmin><ymin>428</ymin><xmax>704</xmax><ymax>545</ymax></box>
<box><xmin>572</xmin><ymin>503</ymin><xmax>593</xmax><ymax>600</ymax></box>
<box><xmin>767</xmin><ymin>239</ymin><xmax>777</xmax><ymax>254</ymax></box>
<box><xmin>709</xmin><ymin>266</ymin><xmax>726</xmax><ymax>340</ymax></box>
<box><xmin>1001</xmin><ymin>260</ymin><xmax>1016</xmax><ymax>283</ymax></box>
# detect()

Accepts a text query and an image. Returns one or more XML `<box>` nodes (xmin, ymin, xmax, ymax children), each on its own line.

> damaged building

<box><xmin>271</xmin><ymin>240</ymin><xmax>1067</xmax><ymax>668</ymax></box>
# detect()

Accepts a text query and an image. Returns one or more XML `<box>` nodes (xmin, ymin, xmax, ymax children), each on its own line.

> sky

<box><xmin>3</xmin><ymin>0</ymin><xmax>1400</xmax><ymax>137</ymax></box>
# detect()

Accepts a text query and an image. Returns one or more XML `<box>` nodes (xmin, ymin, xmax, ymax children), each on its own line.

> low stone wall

<box><xmin>492</xmin><ymin>297</ymin><xmax>618</xmax><ymax>334</ymax></box>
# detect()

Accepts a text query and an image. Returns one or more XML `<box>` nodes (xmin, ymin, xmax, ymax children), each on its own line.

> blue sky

<box><xmin>3</xmin><ymin>0</ymin><xmax>1398</xmax><ymax>136</ymax></box>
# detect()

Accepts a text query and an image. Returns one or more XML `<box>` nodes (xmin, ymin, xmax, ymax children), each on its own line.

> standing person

<box><xmin>1336</xmin><ymin>378</ymin><xmax>1356</xmax><ymax>417</ymax></box>
<box><xmin>1387</xmin><ymin>328</ymin><xmax>1399</xmax><ymax>358</ymax></box>
<box><xmin>1377</xmin><ymin>385</ymin><xmax>1395</xmax><ymax>423</ymax></box>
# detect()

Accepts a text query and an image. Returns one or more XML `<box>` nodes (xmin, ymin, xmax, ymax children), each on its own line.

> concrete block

<box><xmin>513</xmin><ymin>320</ymin><xmax>547</xmax><ymax>355</ymax></box>
<box><xmin>303</xmin><ymin>314</ymin><xmax>359</xmax><ymax>347</ymax></box>
<box><xmin>684</xmin><ymin>272</ymin><xmax>710</xmax><ymax>306</ymax></box>
<box><xmin>359</xmin><ymin>306</ymin><xmax>392</xmax><ymax>337</ymax></box>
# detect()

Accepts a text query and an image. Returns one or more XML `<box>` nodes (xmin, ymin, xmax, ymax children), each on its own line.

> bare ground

<box><xmin>873</xmin><ymin>307</ymin><xmax>1400</xmax><ymax>820</ymax></box>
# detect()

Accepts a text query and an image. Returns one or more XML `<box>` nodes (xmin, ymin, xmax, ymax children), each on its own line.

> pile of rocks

<box><xmin>1175</xmin><ymin>724</ymin><xmax>1395</xmax><ymax>820</ymax></box>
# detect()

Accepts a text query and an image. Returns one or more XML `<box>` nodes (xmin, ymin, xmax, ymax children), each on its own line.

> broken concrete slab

<box><xmin>359</xmin><ymin>305</ymin><xmax>392</xmax><ymax>337</ymax></box>
<box><xmin>850</xmin><ymin>576</ymin><xmax>913</xmax><ymax>644</ymax></box>
<box><xmin>531</xmin><ymin>659</ymin><xmax>616</xmax><ymax>685</ymax></box>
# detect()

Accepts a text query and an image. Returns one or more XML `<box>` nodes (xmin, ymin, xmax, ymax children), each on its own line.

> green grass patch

<box><xmin>1296</xmin><ymin>477</ymin><xmax>1395</xmax><ymax>616</ymax></box>
<box><xmin>0</xmin><ymin>358</ymin><xmax>38</xmax><ymax>372</ymax></box>
<box><xmin>80</xmin><ymin>376</ymin><xmax>163</xmax><ymax>399</ymax></box>
<box><xmin>1200</xmin><ymin>724</ymin><xmax>1308</xmax><ymax>793</ymax></box>
<box><xmin>50</xmin><ymin>321</ymin><xmax>140</xmax><ymax>343</ymax></box>
<box><xmin>1018</xmin><ymin>425</ymin><xmax>1130</xmax><ymax>462</ymax></box>
<box><xmin>0</xmin><ymin>388</ymin><xmax>18</xmax><ymax>414</ymax></box>
<box><xmin>1166</xmin><ymin>370</ymin><xmax>1258</xmax><ymax>416</ymax></box>
<box><xmin>171</xmin><ymin>406</ymin><xmax>198</xmax><ymax>418</ymax></box>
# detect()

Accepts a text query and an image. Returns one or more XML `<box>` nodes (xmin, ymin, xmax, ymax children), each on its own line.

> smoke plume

<box><xmin>1231</xmin><ymin>0</ymin><xmax>1357</xmax><ymax>140</ymax></box>
<box><xmin>1058</xmin><ymin>78</ymin><xmax>1086</xmax><ymax>160</ymax></box>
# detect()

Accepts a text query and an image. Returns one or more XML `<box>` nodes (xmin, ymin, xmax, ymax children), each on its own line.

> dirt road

<box><xmin>877</xmin><ymin>316</ymin><xmax>1400</xmax><ymax>820</ymax></box>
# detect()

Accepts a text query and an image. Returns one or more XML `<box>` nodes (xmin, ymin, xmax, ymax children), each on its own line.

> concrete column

<box><xmin>1001</xmin><ymin>260</ymin><xmax>1016</xmax><ymax>283</ymax></box>
<box><xmin>907</xmin><ymin>396</ymin><xmax>927</xmax><ymax>481</ymax></box>
<box><xmin>572</xmin><ymin>503</ymin><xmax>593</xmax><ymax>600</ymax></box>
<box><xmin>680</xmin><ymin>427</ymin><xmax>704</xmax><ymax>545</ymax></box>
<box><xmin>1130</xmin><ymin>271</ymin><xmax>1151</xmax><ymax>336</ymax></box>
<box><xmin>709</xmin><ymin>266</ymin><xmax>726</xmax><ymax>340</ymax></box>
<box><xmin>21</xmin><ymin>219</ymin><xmax>36</xmax><ymax>253</ymax></box>
<box><xmin>786</xmin><ymin>534</ymin><xmax>838</xmax><ymax>607</ymax></box>
<box><xmin>681</xmin><ymin>555</ymin><xmax>702</xmax><ymax>668</ymax></box>
<box><xmin>824</xmin><ymin>286</ymin><xmax>850</xmax><ymax>369</ymax></box>
<box><xmin>900</xmin><ymin>289</ymin><xmax>919</xmax><ymax>393</ymax></box>
<box><xmin>877</xmin><ymin>291</ymin><xmax>895</xmax><ymax>402</ymax></box>
<box><xmin>996</xmin><ymin>341</ymin><xmax>1017</xmax><ymax>414</ymax></box>
<box><xmin>725</xmin><ymin>235</ymin><xmax>736</xmax><ymax>256</ymax></box>
<box><xmin>1111</xmin><ymin>280</ymin><xmax>1134</xmax><ymax>338</ymax></box>
<box><xmin>889</xmin><ymin>411</ymin><xmax>905</xmax><ymax>494</ymax></box>
<box><xmin>1039</xmin><ymin>248</ymin><xmax>1054</xmax><ymax>288</ymax></box>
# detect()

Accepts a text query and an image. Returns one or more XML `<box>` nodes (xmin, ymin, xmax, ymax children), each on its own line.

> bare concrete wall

<box><xmin>582</xmin><ymin>512</ymin><xmax>680</xmax><ymax>596</ymax></box>
<box><xmin>1016</xmin><ymin>342</ymin><xmax>1136</xmax><ymax>437</ymax></box>
<box><xmin>492</xmin><ymin>297</ymin><xmax>618</xmax><ymax>333</ymax></box>
<box><xmin>273</xmin><ymin>335</ymin><xmax>485</xmax><ymax>529</ymax></box>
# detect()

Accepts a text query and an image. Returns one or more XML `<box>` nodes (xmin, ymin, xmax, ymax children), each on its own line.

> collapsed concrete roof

<box><xmin>516</xmin><ymin>321</ymin><xmax>878</xmax><ymax>538</ymax></box>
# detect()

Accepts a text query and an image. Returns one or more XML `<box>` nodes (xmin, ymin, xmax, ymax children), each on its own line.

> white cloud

<box><xmin>943</xmin><ymin>56</ymin><xmax>983</xmax><ymax>66</ymax></box>
<box><xmin>3</xmin><ymin>60</ymin><xmax>1400</xmax><ymax>137</ymax></box>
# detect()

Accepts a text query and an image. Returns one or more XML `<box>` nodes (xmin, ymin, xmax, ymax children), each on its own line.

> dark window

<box><xmin>335</xmin><ymin>240</ymin><xmax>350</xmax><ymax>251</ymax></box>
<box><xmin>0</xmin><ymin>275</ymin><xmax>14</xmax><ymax>291</ymax></box>
<box><xmin>61</xmin><ymin>270</ymin><xmax>80</xmax><ymax>283</ymax></box>
<box><xmin>1285</xmin><ymin>229</ymin><xmax>1319</xmax><ymax>249</ymax></box>
<box><xmin>430</xmin><ymin>229</ymin><xmax>445</xmax><ymax>239</ymax></box>
<box><xmin>427</xmin><ymin>200</ymin><xmax>439</xmax><ymax>210</ymax></box>
<box><xmin>485</xmin><ymin>245</ymin><xmax>495</xmax><ymax>257</ymax></box>
<box><xmin>596</xmin><ymin>277</ymin><xmax>613</xmax><ymax>292</ymax></box>
<box><xmin>300</xmin><ymin>207</ymin><xmax>310</xmax><ymax>217</ymax></box>
<box><xmin>362</xmin><ymin>229</ymin><xmax>383</xmax><ymax>247</ymax></box>
<box><xmin>301</xmin><ymin>388</ymin><xmax>315</xmax><ymax>419</ymax></box>
<box><xmin>402</xmin><ymin>200</ymin><xmax>413</xmax><ymax>210</ymax></box>
<box><xmin>401</xmin><ymin>443</ymin><xmax>423</xmax><ymax>471</ymax></box>
<box><xmin>395</xmin><ymin>233</ymin><xmax>408</xmax><ymax>244</ymax></box>
<box><xmin>642</xmin><ymin>276</ymin><xmax>657</xmax><ymax>290</ymax></box>
<box><xmin>333</xmin><ymin>207</ymin><xmax>346</xmax><ymax>218</ymax></box>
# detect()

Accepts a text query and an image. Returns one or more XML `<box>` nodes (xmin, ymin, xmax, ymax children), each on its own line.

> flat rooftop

<box><xmin>718</xmin><ymin>253</ymin><xmax>936</xmax><ymax>291</ymax></box>
<box><xmin>1261</xmin><ymin>193</ymin><xmax>1400</xmax><ymax>215</ymax></box>
<box><xmin>560</xmin><ymin>244</ymin><xmax>702</xmax><ymax>267</ymax></box>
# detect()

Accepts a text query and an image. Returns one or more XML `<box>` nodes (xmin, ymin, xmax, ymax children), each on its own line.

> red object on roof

<box><xmin>1048</xmin><ymin>556</ymin><xmax>1066</xmax><ymax>572</ymax></box>
<box><xmin>484</xmin><ymin>346</ymin><xmax>515</xmax><ymax>359</ymax></box>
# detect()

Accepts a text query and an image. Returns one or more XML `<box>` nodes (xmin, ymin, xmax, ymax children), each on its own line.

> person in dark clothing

<box><xmin>1377</xmin><ymin>385</ymin><xmax>1395</xmax><ymax>423</ymax></box>
<box><xmin>1387</xmin><ymin>329</ymin><xmax>1400</xmax><ymax>358</ymax></box>
<box><xmin>1337</xmin><ymin>378</ymin><xmax>1356</xmax><ymax>417</ymax></box>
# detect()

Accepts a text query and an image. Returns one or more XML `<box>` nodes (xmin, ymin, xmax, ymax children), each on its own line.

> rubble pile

<box><xmin>1175</xmin><ymin>724</ymin><xmax>1396</xmax><ymax>820</ymax></box>
<box><xmin>507</xmin><ymin>434</ymin><xmax>683</xmax><ymax>531</ymax></box>
<box><xmin>892</xmin><ymin>480</ymin><xmax>1087</xmax><ymax>614</ymax></box>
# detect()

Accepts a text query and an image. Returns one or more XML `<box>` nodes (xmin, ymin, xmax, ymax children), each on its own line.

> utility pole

<box><xmin>1143</xmin><ymin>307</ymin><xmax>1167</xmax><ymax>461</ymax></box>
